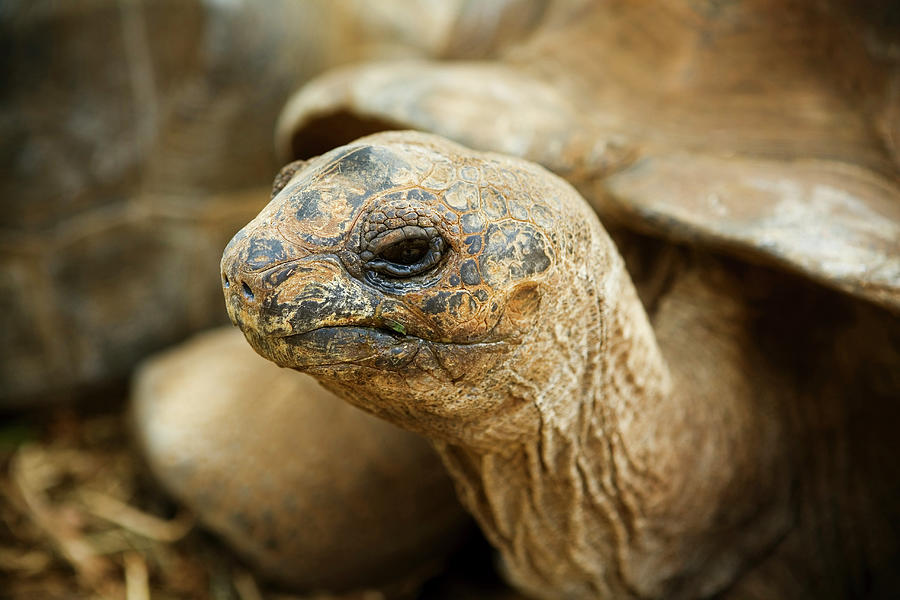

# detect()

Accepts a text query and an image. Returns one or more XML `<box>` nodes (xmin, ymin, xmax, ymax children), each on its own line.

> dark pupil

<box><xmin>380</xmin><ymin>239</ymin><xmax>429</xmax><ymax>265</ymax></box>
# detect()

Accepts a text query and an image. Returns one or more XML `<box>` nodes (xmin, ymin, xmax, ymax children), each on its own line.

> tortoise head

<box><xmin>222</xmin><ymin>131</ymin><xmax>598</xmax><ymax>447</ymax></box>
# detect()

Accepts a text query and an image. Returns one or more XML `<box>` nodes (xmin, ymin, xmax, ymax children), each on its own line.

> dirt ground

<box><xmin>0</xmin><ymin>403</ymin><xmax>517</xmax><ymax>600</ymax></box>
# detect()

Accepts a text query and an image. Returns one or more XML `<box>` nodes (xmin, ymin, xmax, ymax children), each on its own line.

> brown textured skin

<box><xmin>222</xmin><ymin>132</ymin><xmax>900</xmax><ymax>599</ymax></box>
<box><xmin>276</xmin><ymin>0</ymin><xmax>900</xmax><ymax>312</ymax></box>
<box><xmin>132</xmin><ymin>326</ymin><xmax>470</xmax><ymax>593</ymax></box>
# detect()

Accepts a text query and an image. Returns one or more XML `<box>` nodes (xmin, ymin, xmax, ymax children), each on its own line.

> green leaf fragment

<box><xmin>386</xmin><ymin>320</ymin><xmax>406</xmax><ymax>335</ymax></box>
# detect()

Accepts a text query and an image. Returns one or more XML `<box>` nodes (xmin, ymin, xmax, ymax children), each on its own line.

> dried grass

<box><xmin>0</xmin><ymin>409</ymin><xmax>263</xmax><ymax>600</ymax></box>
<box><xmin>0</xmin><ymin>407</ymin><xmax>519</xmax><ymax>600</ymax></box>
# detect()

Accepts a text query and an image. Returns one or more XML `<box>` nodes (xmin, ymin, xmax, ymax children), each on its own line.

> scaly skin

<box><xmin>221</xmin><ymin>131</ymin><xmax>900</xmax><ymax>598</ymax></box>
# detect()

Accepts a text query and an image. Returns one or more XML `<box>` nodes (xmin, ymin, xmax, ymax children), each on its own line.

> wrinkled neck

<box><xmin>433</xmin><ymin>231</ymin><xmax>790</xmax><ymax>599</ymax></box>
<box><xmin>434</xmin><ymin>234</ymin><xmax>677</xmax><ymax>598</ymax></box>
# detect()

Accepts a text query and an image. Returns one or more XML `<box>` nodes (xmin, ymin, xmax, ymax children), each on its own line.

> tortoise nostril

<box><xmin>241</xmin><ymin>281</ymin><xmax>255</xmax><ymax>301</ymax></box>
<box><xmin>223</xmin><ymin>274</ymin><xmax>230</xmax><ymax>289</ymax></box>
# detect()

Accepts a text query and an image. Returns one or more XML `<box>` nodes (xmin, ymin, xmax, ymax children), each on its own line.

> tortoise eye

<box><xmin>363</xmin><ymin>226</ymin><xmax>445</xmax><ymax>278</ymax></box>
<box><xmin>380</xmin><ymin>238</ymin><xmax>430</xmax><ymax>265</ymax></box>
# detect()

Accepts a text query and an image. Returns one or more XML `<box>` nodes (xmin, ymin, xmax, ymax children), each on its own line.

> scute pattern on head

<box><xmin>286</xmin><ymin>144</ymin><xmax>418</xmax><ymax>248</ymax></box>
<box><xmin>480</xmin><ymin>221</ymin><xmax>552</xmax><ymax>287</ymax></box>
<box><xmin>223</xmin><ymin>132</ymin><xmax>566</xmax><ymax>347</ymax></box>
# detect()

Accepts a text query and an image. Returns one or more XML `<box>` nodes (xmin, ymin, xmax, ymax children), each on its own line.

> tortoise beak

<box><xmin>222</xmin><ymin>239</ymin><xmax>380</xmax><ymax>336</ymax></box>
<box><xmin>221</xmin><ymin>244</ymin><xmax>423</xmax><ymax>370</ymax></box>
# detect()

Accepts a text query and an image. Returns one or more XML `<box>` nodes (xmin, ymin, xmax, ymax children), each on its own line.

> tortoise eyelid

<box><xmin>368</xmin><ymin>225</ymin><xmax>433</xmax><ymax>255</ymax></box>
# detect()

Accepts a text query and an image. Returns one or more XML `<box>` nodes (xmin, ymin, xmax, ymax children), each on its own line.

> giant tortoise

<box><xmin>216</xmin><ymin>1</ymin><xmax>900</xmax><ymax>597</ymax></box>
<box><xmin>0</xmin><ymin>0</ymin><xmax>551</xmax><ymax>407</ymax></box>
<box><xmin>222</xmin><ymin>128</ymin><xmax>899</xmax><ymax>598</ymax></box>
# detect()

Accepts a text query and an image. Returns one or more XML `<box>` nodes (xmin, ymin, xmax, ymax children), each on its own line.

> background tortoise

<box><xmin>0</xmin><ymin>0</ymin><xmax>551</xmax><ymax>408</ymax></box>
<box><xmin>222</xmin><ymin>130</ymin><xmax>900</xmax><ymax>599</ymax></box>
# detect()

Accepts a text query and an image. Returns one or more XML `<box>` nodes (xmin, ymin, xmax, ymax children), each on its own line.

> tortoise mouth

<box><xmin>251</xmin><ymin>324</ymin><xmax>511</xmax><ymax>374</ymax></box>
<box><xmin>277</xmin><ymin>325</ymin><xmax>424</xmax><ymax>369</ymax></box>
